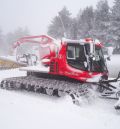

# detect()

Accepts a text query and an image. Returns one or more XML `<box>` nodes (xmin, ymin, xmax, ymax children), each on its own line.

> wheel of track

<box><xmin>46</xmin><ymin>88</ymin><xmax>53</xmax><ymax>96</ymax></box>
<box><xmin>58</xmin><ymin>89</ymin><xmax>65</xmax><ymax>97</ymax></box>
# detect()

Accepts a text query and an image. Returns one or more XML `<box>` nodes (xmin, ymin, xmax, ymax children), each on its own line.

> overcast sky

<box><xmin>0</xmin><ymin>0</ymin><xmax>114</xmax><ymax>35</ymax></box>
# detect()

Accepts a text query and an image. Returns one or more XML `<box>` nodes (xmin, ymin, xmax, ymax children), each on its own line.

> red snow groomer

<box><xmin>13</xmin><ymin>35</ymin><xmax>108</xmax><ymax>82</ymax></box>
<box><xmin>1</xmin><ymin>35</ymin><xmax>120</xmax><ymax>110</ymax></box>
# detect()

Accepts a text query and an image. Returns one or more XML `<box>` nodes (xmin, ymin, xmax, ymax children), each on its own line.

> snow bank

<box><xmin>0</xmin><ymin>55</ymin><xmax>16</xmax><ymax>62</ymax></box>
<box><xmin>0</xmin><ymin>68</ymin><xmax>26</xmax><ymax>82</ymax></box>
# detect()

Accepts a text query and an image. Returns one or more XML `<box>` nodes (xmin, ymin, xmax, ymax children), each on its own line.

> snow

<box><xmin>86</xmin><ymin>73</ymin><xmax>102</xmax><ymax>82</ymax></box>
<box><xmin>20</xmin><ymin>64</ymin><xmax>49</xmax><ymax>73</ymax></box>
<box><xmin>0</xmin><ymin>55</ymin><xmax>16</xmax><ymax>62</ymax></box>
<box><xmin>0</xmin><ymin>68</ymin><xmax>26</xmax><ymax>82</ymax></box>
<box><xmin>0</xmin><ymin>55</ymin><xmax>120</xmax><ymax>129</ymax></box>
<box><xmin>0</xmin><ymin>55</ymin><xmax>26</xmax><ymax>65</ymax></box>
<box><xmin>107</xmin><ymin>47</ymin><xmax>114</xmax><ymax>57</ymax></box>
<box><xmin>0</xmin><ymin>89</ymin><xmax>120</xmax><ymax>129</ymax></box>
<box><xmin>107</xmin><ymin>55</ymin><xmax>120</xmax><ymax>77</ymax></box>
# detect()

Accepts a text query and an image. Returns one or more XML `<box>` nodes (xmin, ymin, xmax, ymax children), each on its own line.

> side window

<box><xmin>67</xmin><ymin>46</ymin><xmax>75</xmax><ymax>59</ymax></box>
<box><xmin>67</xmin><ymin>44</ymin><xmax>87</xmax><ymax>71</ymax></box>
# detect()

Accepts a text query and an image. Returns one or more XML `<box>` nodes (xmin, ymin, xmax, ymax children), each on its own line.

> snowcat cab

<box><xmin>66</xmin><ymin>39</ymin><xmax>107</xmax><ymax>73</ymax></box>
<box><xmin>51</xmin><ymin>38</ymin><xmax>108</xmax><ymax>82</ymax></box>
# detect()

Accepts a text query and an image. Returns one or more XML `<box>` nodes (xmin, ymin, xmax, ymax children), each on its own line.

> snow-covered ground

<box><xmin>0</xmin><ymin>55</ymin><xmax>120</xmax><ymax>129</ymax></box>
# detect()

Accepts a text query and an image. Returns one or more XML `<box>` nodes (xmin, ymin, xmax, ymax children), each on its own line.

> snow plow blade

<box><xmin>0</xmin><ymin>56</ymin><xmax>26</xmax><ymax>70</ymax></box>
<box><xmin>99</xmin><ymin>72</ymin><xmax>120</xmax><ymax>92</ymax></box>
<box><xmin>93</xmin><ymin>72</ymin><xmax>120</xmax><ymax>110</ymax></box>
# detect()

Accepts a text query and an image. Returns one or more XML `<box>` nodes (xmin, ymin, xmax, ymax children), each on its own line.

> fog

<box><xmin>0</xmin><ymin>0</ymin><xmax>113</xmax><ymax>35</ymax></box>
<box><xmin>0</xmin><ymin>0</ymin><xmax>114</xmax><ymax>56</ymax></box>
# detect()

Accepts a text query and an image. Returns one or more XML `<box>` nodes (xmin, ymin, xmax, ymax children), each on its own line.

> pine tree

<box><xmin>69</xmin><ymin>18</ymin><xmax>78</xmax><ymax>39</ymax></box>
<box><xmin>110</xmin><ymin>0</ymin><xmax>120</xmax><ymax>49</ymax></box>
<box><xmin>93</xmin><ymin>0</ymin><xmax>110</xmax><ymax>44</ymax></box>
<box><xmin>47</xmin><ymin>6</ymin><xmax>72</xmax><ymax>39</ymax></box>
<box><xmin>77</xmin><ymin>6</ymin><xmax>94</xmax><ymax>39</ymax></box>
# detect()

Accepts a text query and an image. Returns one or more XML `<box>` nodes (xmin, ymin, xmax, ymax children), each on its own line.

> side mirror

<box><xmin>106</xmin><ymin>56</ymin><xmax>111</xmax><ymax>61</ymax></box>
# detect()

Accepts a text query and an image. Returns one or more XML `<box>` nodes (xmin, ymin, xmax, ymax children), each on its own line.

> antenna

<box><xmin>58</xmin><ymin>12</ymin><xmax>67</xmax><ymax>38</ymax></box>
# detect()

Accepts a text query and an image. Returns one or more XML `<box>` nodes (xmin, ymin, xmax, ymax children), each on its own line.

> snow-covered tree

<box><xmin>77</xmin><ymin>6</ymin><xmax>94</xmax><ymax>39</ymax></box>
<box><xmin>47</xmin><ymin>0</ymin><xmax>120</xmax><ymax>48</ymax></box>
<box><xmin>93</xmin><ymin>0</ymin><xmax>110</xmax><ymax>44</ymax></box>
<box><xmin>5</xmin><ymin>27</ymin><xmax>30</xmax><ymax>45</ymax></box>
<box><xmin>13</xmin><ymin>27</ymin><xmax>30</xmax><ymax>40</ymax></box>
<box><xmin>69</xmin><ymin>18</ymin><xmax>78</xmax><ymax>39</ymax></box>
<box><xmin>47</xmin><ymin>7</ymin><xmax>72</xmax><ymax>39</ymax></box>
<box><xmin>109</xmin><ymin>0</ymin><xmax>120</xmax><ymax>48</ymax></box>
